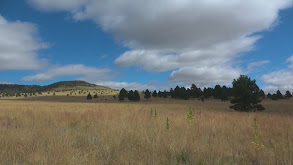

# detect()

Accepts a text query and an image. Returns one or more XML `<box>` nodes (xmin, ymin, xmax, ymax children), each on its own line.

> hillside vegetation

<box><xmin>0</xmin><ymin>80</ymin><xmax>111</xmax><ymax>93</ymax></box>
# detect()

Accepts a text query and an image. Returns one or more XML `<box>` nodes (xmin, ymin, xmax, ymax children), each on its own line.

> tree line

<box><xmin>118</xmin><ymin>75</ymin><xmax>293</xmax><ymax>112</ymax></box>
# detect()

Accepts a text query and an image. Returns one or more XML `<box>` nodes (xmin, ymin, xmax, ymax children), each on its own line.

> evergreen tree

<box><xmin>276</xmin><ymin>90</ymin><xmax>283</xmax><ymax>99</ymax></box>
<box><xmin>144</xmin><ymin>89</ymin><xmax>151</xmax><ymax>100</ymax></box>
<box><xmin>190</xmin><ymin>84</ymin><xmax>197</xmax><ymax>98</ymax></box>
<box><xmin>128</xmin><ymin>90</ymin><xmax>135</xmax><ymax>101</ymax></box>
<box><xmin>174</xmin><ymin>86</ymin><xmax>180</xmax><ymax>98</ymax></box>
<box><xmin>163</xmin><ymin>90</ymin><xmax>168</xmax><ymax>98</ymax></box>
<box><xmin>271</xmin><ymin>94</ymin><xmax>279</xmax><ymax>100</ymax></box>
<box><xmin>220</xmin><ymin>86</ymin><xmax>229</xmax><ymax>101</ymax></box>
<box><xmin>214</xmin><ymin>85</ymin><xmax>222</xmax><ymax>99</ymax></box>
<box><xmin>87</xmin><ymin>93</ymin><xmax>92</xmax><ymax>100</ymax></box>
<box><xmin>285</xmin><ymin>91</ymin><xmax>292</xmax><ymax>99</ymax></box>
<box><xmin>118</xmin><ymin>88</ymin><xmax>128</xmax><ymax>101</ymax></box>
<box><xmin>259</xmin><ymin>89</ymin><xmax>266</xmax><ymax>99</ymax></box>
<box><xmin>170</xmin><ymin>88</ymin><xmax>174</xmax><ymax>98</ymax></box>
<box><xmin>230</xmin><ymin>75</ymin><xmax>265</xmax><ymax>112</ymax></box>
<box><xmin>152</xmin><ymin>90</ymin><xmax>158</xmax><ymax>97</ymax></box>
<box><xmin>134</xmin><ymin>90</ymin><xmax>140</xmax><ymax>101</ymax></box>
<box><xmin>182</xmin><ymin>88</ymin><xmax>189</xmax><ymax>100</ymax></box>
<box><xmin>267</xmin><ymin>93</ymin><xmax>272</xmax><ymax>99</ymax></box>
<box><xmin>203</xmin><ymin>87</ymin><xmax>213</xmax><ymax>98</ymax></box>
<box><xmin>158</xmin><ymin>90</ymin><xmax>162</xmax><ymax>98</ymax></box>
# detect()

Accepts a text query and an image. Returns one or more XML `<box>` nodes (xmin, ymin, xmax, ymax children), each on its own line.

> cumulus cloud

<box><xmin>261</xmin><ymin>55</ymin><xmax>293</xmax><ymax>93</ymax></box>
<box><xmin>28</xmin><ymin>0</ymin><xmax>292</xmax><ymax>50</ymax></box>
<box><xmin>28</xmin><ymin>0</ymin><xmax>293</xmax><ymax>86</ymax></box>
<box><xmin>0</xmin><ymin>14</ymin><xmax>48</xmax><ymax>70</ymax></box>
<box><xmin>169</xmin><ymin>66</ymin><xmax>240</xmax><ymax>87</ymax></box>
<box><xmin>22</xmin><ymin>64</ymin><xmax>113</xmax><ymax>82</ymax></box>
<box><xmin>261</xmin><ymin>70</ymin><xmax>293</xmax><ymax>93</ymax></box>
<box><xmin>115</xmin><ymin>36</ymin><xmax>258</xmax><ymax>71</ymax></box>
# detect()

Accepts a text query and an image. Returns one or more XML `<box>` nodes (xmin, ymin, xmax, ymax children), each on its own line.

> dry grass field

<box><xmin>0</xmin><ymin>98</ymin><xmax>292</xmax><ymax>164</ymax></box>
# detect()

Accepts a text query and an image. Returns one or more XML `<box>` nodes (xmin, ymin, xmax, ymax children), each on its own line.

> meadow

<box><xmin>0</xmin><ymin>97</ymin><xmax>292</xmax><ymax>164</ymax></box>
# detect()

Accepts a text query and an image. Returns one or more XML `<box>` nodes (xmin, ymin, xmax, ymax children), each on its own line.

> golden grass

<box><xmin>0</xmin><ymin>99</ymin><xmax>292</xmax><ymax>164</ymax></box>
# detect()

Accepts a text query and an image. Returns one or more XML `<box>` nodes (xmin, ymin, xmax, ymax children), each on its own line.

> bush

<box><xmin>87</xmin><ymin>94</ymin><xmax>92</xmax><ymax>100</ymax></box>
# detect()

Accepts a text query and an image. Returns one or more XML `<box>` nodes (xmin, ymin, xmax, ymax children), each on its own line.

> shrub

<box><xmin>87</xmin><ymin>94</ymin><xmax>92</xmax><ymax>100</ymax></box>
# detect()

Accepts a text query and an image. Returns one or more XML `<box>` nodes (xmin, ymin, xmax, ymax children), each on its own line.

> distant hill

<box><xmin>0</xmin><ymin>80</ymin><xmax>111</xmax><ymax>93</ymax></box>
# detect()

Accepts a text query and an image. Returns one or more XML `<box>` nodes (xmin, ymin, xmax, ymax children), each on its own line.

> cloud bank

<box><xmin>261</xmin><ymin>55</ymin><xmax>293</xmax><ymax>93</ymax></box>
<box><xmin>28</xmin><ymin>0</ymin><xmax>293</xmax><ymax>87</ymax></box>
<box><xmin>22</xmin><ymin>64</ymin><xmax>113</xmax><ymax>82</ymax></box>
<box><xmin>22</xmin><ymin>64</ymin><xmax>159</xmax><ymax>90</ymax></box>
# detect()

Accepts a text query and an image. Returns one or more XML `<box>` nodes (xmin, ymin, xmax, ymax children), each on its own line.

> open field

<box><xmin>0</xmin><ymin>98</ymin><xmax>293</xmax><ymax>164</ymax></box>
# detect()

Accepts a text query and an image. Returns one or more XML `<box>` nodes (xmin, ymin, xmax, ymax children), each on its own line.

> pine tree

<box><xmin>158</xmin><ymin>90</ymin><xmax>162</xmax><ymax>98</ymax></box>
<box><xmin>220</xmin><ymin>86</ymin><xmax>229</xmax><ymax>101</ymax></box>
<box><xmin>134</xmin><ymin>90</ymin><xmax>140</xmax><ymax>101</ymax></box>
<box><xmin>144</xmin><ymin>89</ymin><xmax>151</xmax><ymax>100</ymax></box>
<box><xmin>230</xmin><ymin>75</ymin><xmax>265</xmax><ymax>112</ymax></box>
<box><xmin>259</xmin><ymin>89</ymin><xmax>266</xmax><ymax>99</ymax></box>
<box><xmin>214</xmin><ymin>85</ymin><xmax>222</xmax><ymax>99</ymax></box>
<box><xmin>170</xmin><ymin>88</ymin><xmax>174</xmax><ymax>98</ymax></box>
<box><xmin>163</xmin><ymin>90</ymin><xmax>168</xmax><ymax>98</ymax></box>
<box><xmin>152</xmin><ymin>90</ymin><xmax>158</xmax><ymax>97</ymax></box>
<box><xmin>118</xmin><ymin>88</ymin><xmax>128</xmax><ymax>101</ymax></box>
<box><xmin>285</xmin><ymin>91</ymin><xmax>292</xmax><ymax>99</ymax></box>
<box><xmin>276</xmin><ymin>90</ymin><xmax>283</xmax><ymax>99</ymax></box>
<box><xmin>267</xmin><ymin>93</ymin><xmax>272</xmax><ymax>99</ymax></box>
<box><xmin>128</xmin><ymin>90</ymin><xmax>134</xmax><ymax>101</ymax></box>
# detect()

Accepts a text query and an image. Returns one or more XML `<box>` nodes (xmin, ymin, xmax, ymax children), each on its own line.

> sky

<box><xmin>1</xmin><ymin>0</ymin><xmax>293</xmax><ymax>93</ymax></box>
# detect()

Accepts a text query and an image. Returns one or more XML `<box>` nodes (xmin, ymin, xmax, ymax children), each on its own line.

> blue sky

<box><xmin>1</xmin><ymin>0</ymin><xmax>293</xmax><ymax>92</ymax></box>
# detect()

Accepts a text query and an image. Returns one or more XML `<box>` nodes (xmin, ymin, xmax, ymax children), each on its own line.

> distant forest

<box><xmin>117</xmin><ymin>84</ymin><xmax>292</xmax><ymax>101</ymax></box>
<box><xmin>118</xmin><ymin>77</ymin><xmax>292</xmax><ymax>102</ymax></box>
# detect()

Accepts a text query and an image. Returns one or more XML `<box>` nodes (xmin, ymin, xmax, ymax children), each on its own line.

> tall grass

<box><xmin>0</xmin><ymin>100</ymin><xmax>292</xmax><ymax>164</ymax></box>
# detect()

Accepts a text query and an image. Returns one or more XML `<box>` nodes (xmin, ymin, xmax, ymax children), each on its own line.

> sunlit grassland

<box><xmin>0</xmin><ymin>99</ymin><xmax>292</xmax><ymax>164</ymax></box>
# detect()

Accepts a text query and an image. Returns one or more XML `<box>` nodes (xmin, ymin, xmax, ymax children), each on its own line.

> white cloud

<box><xmin>28</xmin><ymin>0</ymin><xmax>293</xmax><ymax>86</ymax></box>
<box><xmin>27</xmin><ymin>0</ymin><xmax>86</xmax><ymax>11</ymax></box>
<box><xmin>0</xmin><ymin>14</ymin><xmax>48</xmax><ymax>70</ymax></box>
<box><xmin>115</xmin><ymin>36</ymin><xmax>259</xmax><ymax>72</ymax></box>
<box><xmin>287</xmin><ymin>54</ymin><xmax>293</xmax><ymax>68</ymax></box>
<box><xmin>95</xmin><ymin>81</ymin><xmax>158</xmax><ymax>91</ymax></box>
<box><xmin>21</xmin><ymin>64</ymin><xmax>113</xmax><ymax>82</ymax></box>
<box><xmin>261</xmin><ymin>55</ymin><xmax>293</xmax><ymax>93</ymax></box>
<box><xmin>28</xmin><ymin>0</ymin><xmax>292</xmax><ymax>50</ymax></box>
<box><xmin>261</xmin><ymin>70</ymin><xmax>293</xmax><ymax>93</ymax></box>
<box><xmin>0</xmin><ymin>81</ymin><xmax>13</xmax><ymax>85</ymax></box>
<box><xmin>169</xmin><ymin>66</ymin><xmax>240</xmax><ymax>87</ymax></box>
<box><xmin>247</xmin><ymin>60</ymin><xmax>270</xmax><ymax>72</ymax></box>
